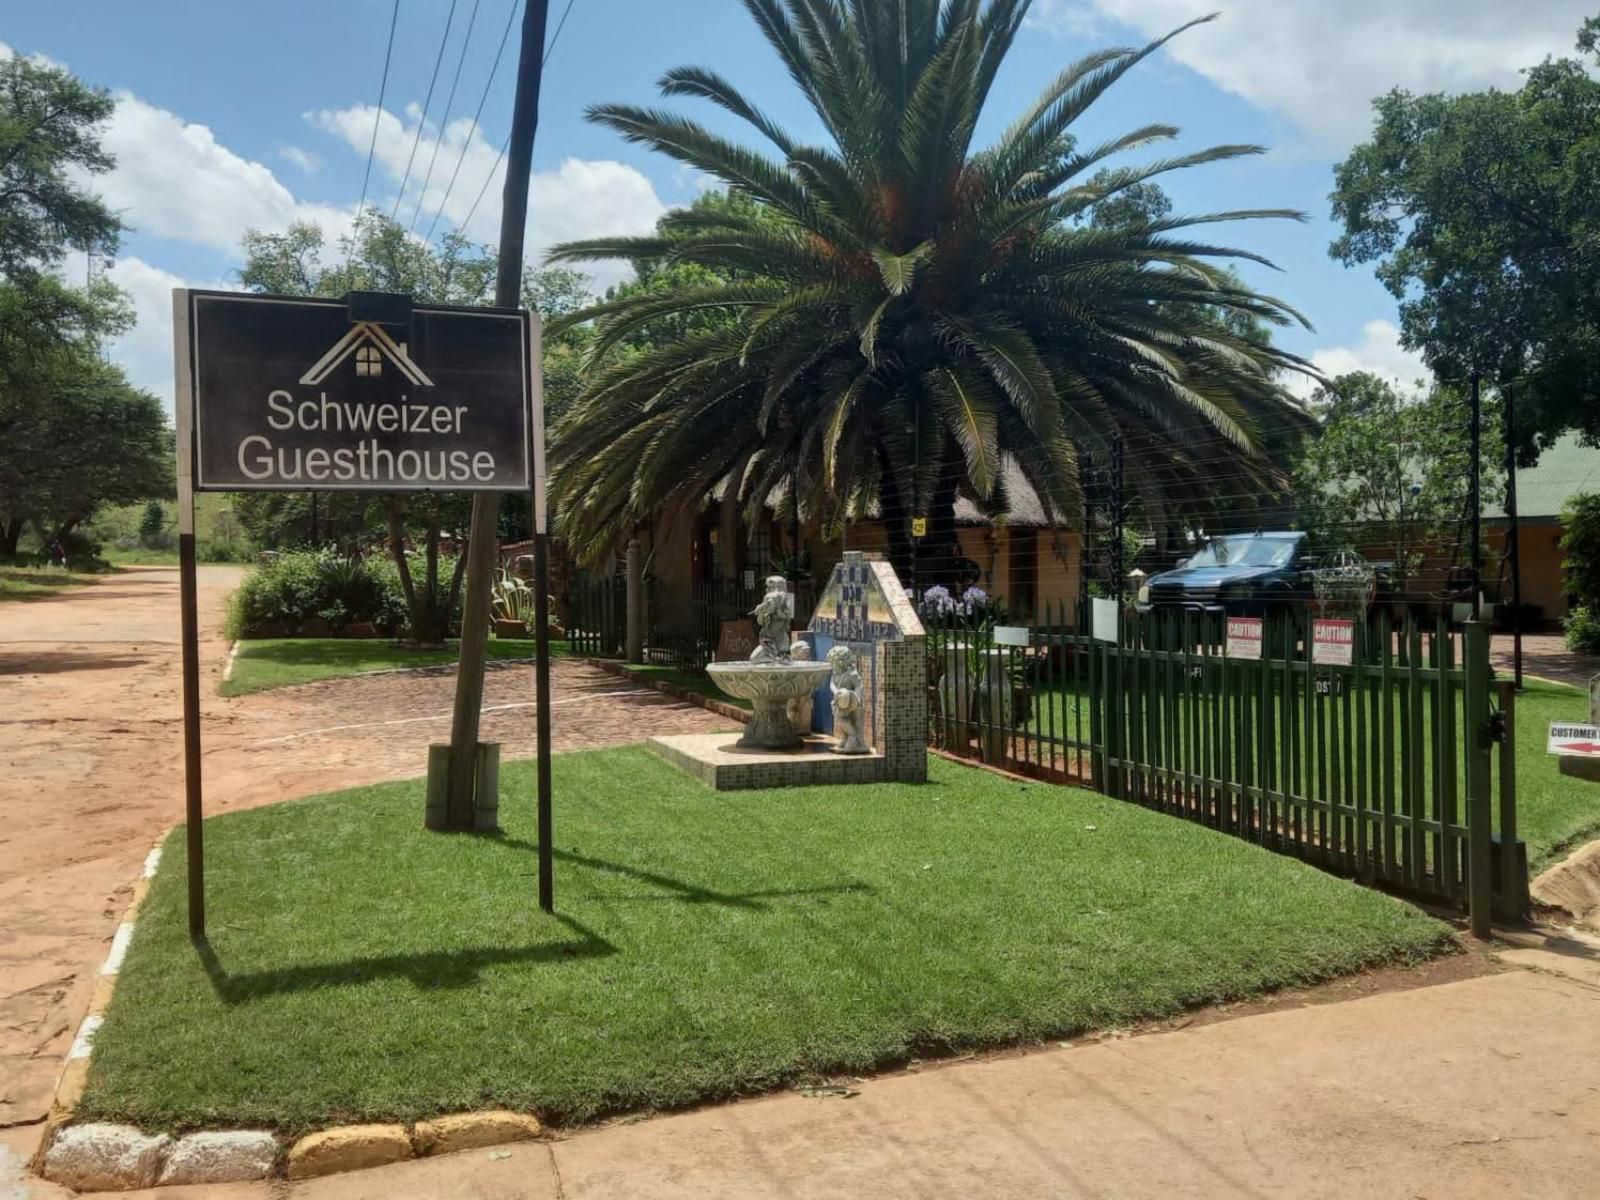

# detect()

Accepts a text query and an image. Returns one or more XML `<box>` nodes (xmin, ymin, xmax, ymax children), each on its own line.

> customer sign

<box><xmin>181</xmin><ymin>290</ymin><xmax>535</xmax><ymax>492</ymax></box>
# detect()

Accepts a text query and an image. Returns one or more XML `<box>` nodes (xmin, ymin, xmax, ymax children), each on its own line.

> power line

<box><xmin>390</xmin><ymin>0</ymin><xmax>461</xmax><ymax>222</ymax></box>
<box><xmin>456</xmin><ymin>0</ymin><xmax>578</xmax><ymax>242</ymax></box>
<box><xmin>408</xmin><ymin>0</ymin><xmax>485</xmax><ymax>233</ymax></box>
<box><xmin>422</xmin><ymin>0</ymin><xmax>524</xmax><ymax>245</ymax></box>
<box><xmin>349</xmin><ymin>0</ymin><xmax>403</xmax><ymax>270</ymax></box>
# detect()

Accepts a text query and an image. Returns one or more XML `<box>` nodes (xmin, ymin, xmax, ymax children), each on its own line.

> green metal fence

<box><xmin>924</xmin><ymin>601</ymin><xmax>1525</xmax><ymax>929</ymax></box>
<box><xmin>565</xmin><ymin>571</ymin><xmax>625</xmax><ymax>657</ymax></box>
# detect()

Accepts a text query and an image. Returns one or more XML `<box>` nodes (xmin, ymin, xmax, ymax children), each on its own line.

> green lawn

<box><xmin>79</xmin><ymin>749</ymin><xmax>1449</xmax><ymax>1135</ymax></box>
<box><xmin>626</xmin><ymin>663</ymin><xmax>752</xmax><ymax>709</ymax></box>
<box><xmin>1510</xmin><ymin>679</ymin><xmax>1600</xmax><ymax>871</ymax></box>
<box><xmin>221</xmin><ymin>637</ymin><xmax>576</xmax><ymax>696</ymax></box>
<box><xmin>0</xmin><ymin>564</ymin><xmax>99</xmax><ymax>601</ymax></box>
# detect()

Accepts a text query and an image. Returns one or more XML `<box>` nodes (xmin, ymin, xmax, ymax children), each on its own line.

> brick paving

<box><xmin>209</xmin><ymin>657</ymin><xmax>741</xmax><ymax>814</ymax></box>
<box><xmin>1492</xmin><ymin>632</ymin><xmax>1599</xmax><ymax>689</ymax></box>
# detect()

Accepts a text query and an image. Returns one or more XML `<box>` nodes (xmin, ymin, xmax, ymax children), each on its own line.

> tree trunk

<box><xmin>51</xmin><ymin>515</ymin><xmax>82</xmax><ymax>546</ymax></box>
<box><xmin>876</xmin><ymin>442</ymin><xmax>961</xmax><ymax>595</ymax></box>
<box><xmin>0</xmin><ymin>517</ymin><xmax>20</xmax><ymax>559</ymax></box>
<box><xmin>383</xmin><ymin>498</ymin><xmax>439</xmax><ymax>646</ymax></box>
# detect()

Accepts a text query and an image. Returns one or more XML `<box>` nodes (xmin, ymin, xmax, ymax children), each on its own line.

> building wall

<box><xmin>1492</xmin><ymin>520</ymin><xmax>1567</xmax><ymax>627</ymax></box>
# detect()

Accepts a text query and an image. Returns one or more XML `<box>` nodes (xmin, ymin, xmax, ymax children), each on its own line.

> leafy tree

<box><xmin>0</xmin><ymin>54</ymin><xmax>136</xmax><ymax>558</ymax></box>
<box><xmin>137</xmin><ymin>498</ymin><xmax>165</xmax><ymax>547</ymax></box>
<box><xmin>1330</xmin><ymin>18</ymin><xmax>1600</xmax><ymax>455</ymax></box>
<box><xmin>0</xmin><ymin>354</ymin><xmax>172</xmax><ymax>555</ymax></box>
<box><xmin>0</xmin><ymin>51</ymin><xmax>123</xmax><ymax>276</ymax></box>
<box><xmin>1292</xmin><ymin>371</ymin><xmax>1499</xmax><ymax>587</ymax></box>
<box><xmin>549</xmin><ymin>2</ymin><xmax>1315</xmax><ymax>579</ymax></box>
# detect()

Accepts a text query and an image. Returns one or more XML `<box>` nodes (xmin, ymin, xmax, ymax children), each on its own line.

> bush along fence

<box><xmin>923</xmin><ymin>600</ymin><xmax>1526</xmax><ymax>933</ymax></box>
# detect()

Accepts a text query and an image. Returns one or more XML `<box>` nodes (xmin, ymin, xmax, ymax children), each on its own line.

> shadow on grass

<box><xmin>194</xmin><ymin>913</ymin><xmax>615</xmax><ymax>1004</ymax></box>
<box><xmin>488</xmin><ymin>839</ymin><xmax>873</xmax><ymax>911</ymax></box>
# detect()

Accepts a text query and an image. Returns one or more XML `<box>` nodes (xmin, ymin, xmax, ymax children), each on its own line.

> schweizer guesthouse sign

<box><xmin>182</xmin><ymin>290</ymin><xmax>534</xmax><ymax>492</ymax></box>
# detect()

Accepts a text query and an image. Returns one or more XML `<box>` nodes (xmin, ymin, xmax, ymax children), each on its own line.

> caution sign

<box><xmin>1225</xmin><ymin>616</ymin><xmax>1262</xmax><ymax>660</ymax></box>
<box><xmin>1548</xmin><ymin>722</ymin><xmax>1600</xmax><ymax>757</ymax></box>
<box><xmin>1311</xmin><ymin>618</ymin><xmax>1354</xmax><ymax>666</ymax></box>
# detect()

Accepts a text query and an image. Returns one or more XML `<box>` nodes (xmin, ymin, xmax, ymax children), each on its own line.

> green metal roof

<box><xmin>1486</xmin><ymin>433</ymin><xmax>1600</xmax><ymax>520</ymax></box>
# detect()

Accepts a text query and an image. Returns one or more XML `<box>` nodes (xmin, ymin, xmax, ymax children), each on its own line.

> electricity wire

<box><xmin>408</xmin><ymin>0</ymin><xmax>485</xmax><ymax>233</ymax></box>
<box><xmin>456</xmin><ymin>0</ymin><xmax>578</xmax><ymax>241</ymax></box>
<box><xmin>421</xmin><ymin>0</ymin><xmax>523</xmax><ymax>246</ymax></box>
<box><xmin>390</xmin><ymin>0</ymin><xmax>461</xmax><ymax>222</ymax></box>
<box><xmin>348</xmin><ymin>0</ymin><xmax>403</xmax><ymax>272</ymax></box>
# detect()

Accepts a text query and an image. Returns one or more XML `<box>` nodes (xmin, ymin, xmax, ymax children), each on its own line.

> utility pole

<box><xmin>1468</xmin><ymin>370</ymin><xmax>1482</xmax><ymax>621</ymax></box>
<box><xmin>444</xmin><ymin>0</ymin><xmax>553</xmax><ymax>843</ymax></box>
<box><xmin>1504</xmin><ymin>380</ymin><xmax>1524</xmax><ymax>689</ymax></box>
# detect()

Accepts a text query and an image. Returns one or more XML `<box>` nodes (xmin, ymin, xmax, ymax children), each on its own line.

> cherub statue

<box><xmin>787</xmin><ymin>639</ymin><xmax>816</xmax><ymax>733</ymax></box>
<box><xmin>750</xmin><ymin>575</ymin><xmax>793</xmax><ymax>661</ymax></box>
<box><xmin>828</xmin><ymin>644</ymin><xmax>869</xmax><ymax>754</ymax></box>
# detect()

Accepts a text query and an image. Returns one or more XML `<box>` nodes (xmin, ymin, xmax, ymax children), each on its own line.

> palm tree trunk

<box><xmin>876</xmin><ymin>444</ymin><xmax>962</xmax><ymax>593</ymax></box>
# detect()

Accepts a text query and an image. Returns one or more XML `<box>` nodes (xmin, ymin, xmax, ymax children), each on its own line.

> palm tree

<box><xmin>549</xmin><ymin>1</ymin><xmax>1317</xmax><ymax>579</ymax></box>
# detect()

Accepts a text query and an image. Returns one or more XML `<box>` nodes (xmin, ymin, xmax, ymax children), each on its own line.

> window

<box><xmin>356</xmin><ymin>344</ymin><xmax>382</xmax><ymax>377</ymax></box>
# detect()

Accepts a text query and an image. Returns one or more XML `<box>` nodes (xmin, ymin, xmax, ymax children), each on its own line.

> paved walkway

<box><xmin>1493</xmin><ymin>632</ymin><xmax>1599</xmax><ymax>688</ymax></box>
<box><xmin>5</xmin><ymin>955</ymin><xmax>1597</xmax><ymax>1199</ymax></box>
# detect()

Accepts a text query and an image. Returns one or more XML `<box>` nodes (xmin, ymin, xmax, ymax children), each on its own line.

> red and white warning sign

<box><xmin>1548</xmin><ymin>722</ymin><xmax>1600</xmax><ymax>757</ymax></box>
<box><xmin>1311</xmin><ymin>618</ymin><xmax>1354</xmax><ymax>666</ymax></box>
<box><xmin>1225</xmin><ymin>616</ymin><xmax>1262</xmax><ymax>660</ymax></box>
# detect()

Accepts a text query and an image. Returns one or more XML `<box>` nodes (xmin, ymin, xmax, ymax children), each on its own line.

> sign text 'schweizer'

<box><xmin>187</xmin><ymin>292</ymin><xmax>533</xmax><ymax>493</ymax></box>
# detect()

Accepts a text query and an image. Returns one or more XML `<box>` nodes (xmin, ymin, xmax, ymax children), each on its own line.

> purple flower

<box><xmin>919</xmin><ymin>585</ymin><xmax>954</xmax><ymax>614</ymax></box>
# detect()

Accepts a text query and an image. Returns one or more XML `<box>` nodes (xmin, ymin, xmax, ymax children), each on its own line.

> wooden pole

<box><xmin>444</xmin><ymin>0</ymin><xmax>552</xmax><ymax>830</ymax></box>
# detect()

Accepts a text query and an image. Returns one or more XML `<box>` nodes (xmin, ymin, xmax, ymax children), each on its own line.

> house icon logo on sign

<box><xmin>299</xmin><ymin>321</ymin><xmax>435</xmax><ymax>388</ymax></box>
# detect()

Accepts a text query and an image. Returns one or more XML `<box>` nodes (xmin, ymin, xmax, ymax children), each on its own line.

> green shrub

<box><xmin>229</xmin><ymin>550</ymin><xmax>389</xmax><ymax>636</ymax></box>
<box><xmin>227</xmin><ymin>549</ymin><xmax>463</xmax><ymax>638</ymax></box>
<box><xmin>1564</xmin><ymin>604</ymin><xmax>1600</xmax><ymax>655</ymax></box>
<box><xmin>1562</xmin><ymin>493</ymin><xmax>1600</xmax><ymax>608</ymax></box>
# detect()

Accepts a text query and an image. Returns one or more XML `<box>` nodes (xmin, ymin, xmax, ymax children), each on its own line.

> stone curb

<box><xmin>39</xmin><ymin>1109</ymin><xmax>545</xmax><ymax>1191</ymax></box>
<box><xmin>33</xmin><ymin>839</ymin><xmax>543</xmax><ymax>1190</ymax></box>
<box><xmin>591</xmin><ymin>658</ymin><xmax>753</xmax><ymax>724</ymax></box>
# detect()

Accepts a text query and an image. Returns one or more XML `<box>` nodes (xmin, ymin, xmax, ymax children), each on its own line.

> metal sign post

<box><xmin>172</xmin><ymin>287</ymin><xmax>545</xmax><ymax>937</ymax></box>
<box><xmin>172</xmin><ymin>291</ymin><xmax>205</xmax><ymax>938</ymax></box>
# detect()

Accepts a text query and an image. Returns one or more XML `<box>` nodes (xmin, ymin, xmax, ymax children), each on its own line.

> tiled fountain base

<box><xmin>646</xmin><ymin>732</ymin><xmax>886</xmax><ymax>791</ymax></box>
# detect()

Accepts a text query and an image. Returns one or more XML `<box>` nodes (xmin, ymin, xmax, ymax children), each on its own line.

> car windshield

<box><xmin>1183</xmin><ymin>536</ymin><xmax>1298</xmax><ymax>569</ymax></box>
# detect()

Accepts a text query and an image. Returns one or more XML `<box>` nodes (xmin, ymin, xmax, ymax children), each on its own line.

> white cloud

<box><xmin>1287</xmin><ymin>319</ymin><xmax>1430</xmax><ymax>400</ymax></box>
<box><xmin>1033</xmin><ymin>1</ymin><xmax>1592</xmax><ymax>146</ymax></box>
<box><xmin>95</xmin><ymin>92</ymin><xmax>354</xmax><ymax>251</ymax></box>
<box><xmin>102</xmin><ymin>257</ymin><xmax>237</xmax><ymax>408</ymax></box>
<box><xmin>309</xmin><ymin>104</ymin><xmax>666</xmax><ymax>289</ymax></box>
<box><xmin>279</xmin><ymin>145</ymin><xmax>320</xmax><ymax>174</ymax></box>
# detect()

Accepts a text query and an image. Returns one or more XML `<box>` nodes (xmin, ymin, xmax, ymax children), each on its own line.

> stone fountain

<box><xmin>706</xmin><ymin>576</ymin><xmax>831</xmax><ymax>749</ymax></box>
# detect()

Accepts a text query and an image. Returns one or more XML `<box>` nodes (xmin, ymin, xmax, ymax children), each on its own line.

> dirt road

<box><xmin>0</xmin><ymin>567</ymin><xmax>733</xmax><ymax>1128</ymax></box>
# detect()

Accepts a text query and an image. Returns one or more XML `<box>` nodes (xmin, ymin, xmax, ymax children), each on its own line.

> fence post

<box><xmin>1464</xmin><ymin>620</ymin><xmax>1493</xmax><ymax>938</ymax></box>
<box><xmin>1495</xmin><ymin>678</ymin><xmax>1527</xmax><ymax>917</ymax></box>
<box><xmin>625</xmin><ymin>539</ymin><xmax>644</xmax><ymax>664</ymax></box>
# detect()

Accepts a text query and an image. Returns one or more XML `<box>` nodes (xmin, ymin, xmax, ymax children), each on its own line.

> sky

<box><xmin>3</xmin><ymin>0</ymin><xmax>1594</xmax><ymax>411</ymax></box>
